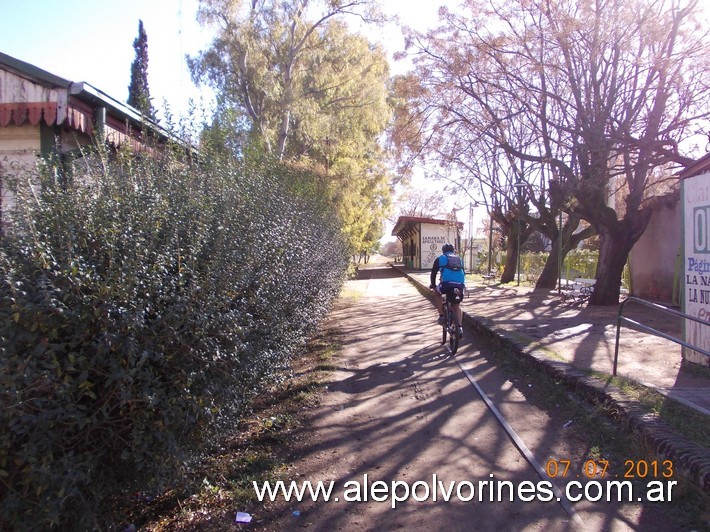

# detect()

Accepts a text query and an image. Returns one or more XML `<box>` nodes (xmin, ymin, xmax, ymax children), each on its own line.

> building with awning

<box><xmin>0</xmin><ymin>51</ymin><xmax>189</xmax><ymax>226</ymax></box>
<box><xmin>392</xmin><ymin>216</ymin><xmax>463</xmax><ymax>270</ymax></box>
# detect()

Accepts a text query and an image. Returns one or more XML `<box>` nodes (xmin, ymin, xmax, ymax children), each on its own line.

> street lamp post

<box><xmin>558</xmin><ymin>209</ymin><xmax>563</xmax><ymax>294</ymax></box>
<box><xmin>513</xmin><ymin>179</ymin><xmax>526</xmax><ymax>287</ymax></box>
<box><xmin>450</xmin><ymin>206</ymin><xmax>464</xmax><ymax>255</ymax></box>
<box><xmin>487</xmin><ymin>212</ymin><xmax>493</xmax><ymax>274</ymax></box>
<box><xmin>516</xmin><ymin>217</ymin><xmax>521</xmax><ymax>286</ymax></box>
<box><xmin>468</xmin><ymin>202</ymin><xmax>475</xmax><ymax>272</ymax></box>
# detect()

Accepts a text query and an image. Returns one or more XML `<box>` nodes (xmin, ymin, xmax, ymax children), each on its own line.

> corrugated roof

<box><xmin>0</xmin><ymin>51</ymin><xmax>168</xmax><ymax>137</ymax></box>
<box><xmin>392</xmin><ymin>215</ymin><xmax>463</xmax><ymax>236</ymax></box>
<box><xmin>0</xmin><ymin>51</ymin><xmax>72</xmax><ymax>88</ymax></box>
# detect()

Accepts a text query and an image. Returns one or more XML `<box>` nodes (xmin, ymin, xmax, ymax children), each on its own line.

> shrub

<box><xmin>497</xmin><ymin>248</ymin><xmax>629</xmax><ymax>286</ymax></box>
<box><xmin>0</xmin><ymin>144</ymin><xmax>347</xmax><ymax>529</ymax></box>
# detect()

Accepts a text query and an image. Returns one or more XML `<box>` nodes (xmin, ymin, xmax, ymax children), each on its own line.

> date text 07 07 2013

<box><xmin>545</xmin><ymin>459</ymin><xmax>674</xmax><ymax>479</ymax></box>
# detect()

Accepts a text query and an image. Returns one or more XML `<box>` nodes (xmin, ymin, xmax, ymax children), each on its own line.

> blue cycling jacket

<box><xmin>430</xmin><ymin>252</ymin><xmax>466</xmax><ymax>285</ymax></box>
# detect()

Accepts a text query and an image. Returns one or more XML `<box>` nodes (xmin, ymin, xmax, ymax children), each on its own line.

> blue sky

<box><xmin>0</xmin><ymin>0</ymin><xmax>456</xmax><ymax>241</ymax></box>
<box><xmin>0</xmin><ymin>0</ymin><xmax>213</xmax><ymax>120</ymax></box>
<box><xmin>0</xmin><ymin>0</ymin><xmax>447</xmax><ymax>122</ymax></box>
<box><xmin>15</xmin><ymin>1</ymin><xmax>704</xmax><ymax>237</ymax></box>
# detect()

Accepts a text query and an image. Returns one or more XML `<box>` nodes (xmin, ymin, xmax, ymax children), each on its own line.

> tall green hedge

<box><xmin>0</xmin><ymin>145</ymin><xmax>347</xmax><ymax>529</ymax></box>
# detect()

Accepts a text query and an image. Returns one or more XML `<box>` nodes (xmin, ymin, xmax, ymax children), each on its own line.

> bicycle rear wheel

<box><xmin>441</xmin><ymin>321</ymin><xmax>447</xmax><ymax>345</ymax></box>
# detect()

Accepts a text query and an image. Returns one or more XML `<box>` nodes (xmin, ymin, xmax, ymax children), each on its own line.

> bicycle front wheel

<box><xmin>448</xmin><ymin>309</ymin><xmax>459</xmax><ymax>354</ymax></box>
<box><xmin>449</xmin><ymin>327</ymin><xmax>459</xmax><ymax>354</ymax></box>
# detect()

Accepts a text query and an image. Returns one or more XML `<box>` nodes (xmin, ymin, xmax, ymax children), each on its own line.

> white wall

<box><xmin>682</xmin><ymin>171</ymin><xmax>710</xmax><ymax>366</ymax></box>
<box><xmin>629</xmin><ymin>201</ymin><xmax>680</xmax><ymax>302</ymax></box>
<box><xmin>0</xmin><ymin>124</ymin><xmax>41</xmax><ymax>222</ymax></box>
<box><xmin>420</xmin><ymin>223</ymin><xmax>459</xmax><ymax>269</ymax></box>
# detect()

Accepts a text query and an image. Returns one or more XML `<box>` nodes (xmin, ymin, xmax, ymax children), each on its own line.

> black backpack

<box><xmin>443</xmin><ymin>253</ymin><xmax>463</xmax><ymax>271</ymax></box>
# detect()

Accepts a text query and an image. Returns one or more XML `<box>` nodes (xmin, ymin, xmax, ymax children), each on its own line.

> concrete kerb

<box><xmin>392</xmin><ymin>264</ymin><xmax>710</xmax><ymax>496</ymax></box>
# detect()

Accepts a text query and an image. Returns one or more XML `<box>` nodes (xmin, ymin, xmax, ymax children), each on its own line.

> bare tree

<box><xmin>394</xmin><ymin>0</ymin><xmax>710</xmax><ymax>304</ymax></box>
<box><xmin>393</xmin><ymin>187</ymin><xmax>446</xmax><ymax>218</ymax></box>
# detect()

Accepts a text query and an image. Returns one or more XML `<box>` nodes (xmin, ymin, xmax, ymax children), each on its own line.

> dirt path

<box><xmin>251</xmin><ymin>264</ymin><xmax>678</xmax><ymax>531</ymax></box>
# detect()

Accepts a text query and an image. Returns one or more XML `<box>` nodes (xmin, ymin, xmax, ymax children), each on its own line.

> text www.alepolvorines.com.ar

<box><xmin>253</xmin><ymin>474</ymin><xmax>677</xmax><ymax>508</ymax></box>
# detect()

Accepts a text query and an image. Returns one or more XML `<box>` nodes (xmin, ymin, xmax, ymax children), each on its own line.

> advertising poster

<box><xmin>683</xmin><ymin>172</ymin><xmax>710</xmax><ymax>365</ymax></box>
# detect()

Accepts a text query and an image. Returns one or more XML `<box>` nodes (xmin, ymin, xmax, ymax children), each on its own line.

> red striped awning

<box><xmin>0</xmin><ymin>102</ymin><xmax>59</xmax><ymax>127</ymax></box>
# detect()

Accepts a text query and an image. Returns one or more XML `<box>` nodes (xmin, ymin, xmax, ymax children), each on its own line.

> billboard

<box><xmin>683</xmin><ymin>172</ymin><xmax>710</xmax><ymax>366</ymax></box>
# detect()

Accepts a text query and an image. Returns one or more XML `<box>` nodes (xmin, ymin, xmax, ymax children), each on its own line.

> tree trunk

<box><xmin>501</xmin><ymin>218</ymin><xmax>537</xmax><ymax>284</ymax></box>
<box><xmin>536</xmin><ymin>237</ymin><xmax>563</xmax><ymax>289</ymax></box>
<box><xmin>277</xmin><ymin>107</ymin><xmax>291</xmax><ymax>160</ymax></box>
<box><xmin>500</xmin><ymin>229</ymin><xmax>519</xmax><ymax>283</ymax></box>
<box><xmin>535</xmin><ymin>220</ymin><xmax>595</xmax><ymax>290</ymax></box>
<box><xmin>277</xmin><ymin>48</ymin><xmax>296</xmax><ymax>160</ymax></box>
<box><xmin>588</xmin><ymin>225</ymin><xmax>635</xmax><ymax>305</ymax></box>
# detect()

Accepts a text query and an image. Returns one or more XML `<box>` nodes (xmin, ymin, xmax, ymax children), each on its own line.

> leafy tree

<box><xmin>127</xmin><ymin>19</ymin><xmax>155</xmax><ymax>119</ymax></box>
<box><xmin>391</xmin><ymin>66</ymin><xmax>581</xmax><ymax>287</ymax></box>
<box><xmin>190</xmin><ymin>0</ymin><xmax>383</xmax><ymax>159</ymax></box>
<box><xmin>334</xmin><ymin>156</ymin><xmax>390</xmax><ymax>262</ymax></box>
<box><xmin>380</xmin><ymin>239</ymin><xmax>402</xmax><ymax>257</ymax></box>
<box><xmin>189</xmin><ymin>0</ymin><xmax>394</xmax><ymax>256</ymax></box>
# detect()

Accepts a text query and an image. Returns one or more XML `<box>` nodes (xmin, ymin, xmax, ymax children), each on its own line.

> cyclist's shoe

<box><xmin>458</xmin><ymin>327</ymin><xmax>464</xmax><ymax>338</ymax></box>
<box><xmin>437</xmin><ymin>315</ymin><xmax>445</xmax><ymax>325</ymax></box>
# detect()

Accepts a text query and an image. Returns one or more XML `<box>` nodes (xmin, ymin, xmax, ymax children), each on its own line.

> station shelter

<box><xmin>392</xmin><ymin>216</ymin><xmax>463</xmax><ymax>270</ymax></box>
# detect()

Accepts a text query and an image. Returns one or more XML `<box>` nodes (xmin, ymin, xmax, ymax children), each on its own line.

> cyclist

<box><xmin>429</xmin><ymin>243</ymin><xmax>466</xmax><ymax>338</ymax></box>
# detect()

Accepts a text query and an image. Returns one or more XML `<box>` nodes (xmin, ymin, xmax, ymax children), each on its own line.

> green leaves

<box><xmin>0</xmin><ymin>143</ymin><xmax>347</xmax><ymax>529</ymax></box>
<box><xmin>189</xmin><ymin>1</ymin><xmax>393</xmax><ymax>257</ymax></box>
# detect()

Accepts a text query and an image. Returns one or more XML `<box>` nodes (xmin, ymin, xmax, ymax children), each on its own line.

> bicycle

<box><xmin>440</xmin><ymin>287</ymin><xmax>464</xmax><ymax>355</ymax></box>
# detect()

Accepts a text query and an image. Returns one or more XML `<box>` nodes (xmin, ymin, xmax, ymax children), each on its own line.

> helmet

<box><xmin>442</xmin><ymin>243</ymin><xmax>455</xmax><ymax>253</ymax></box>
